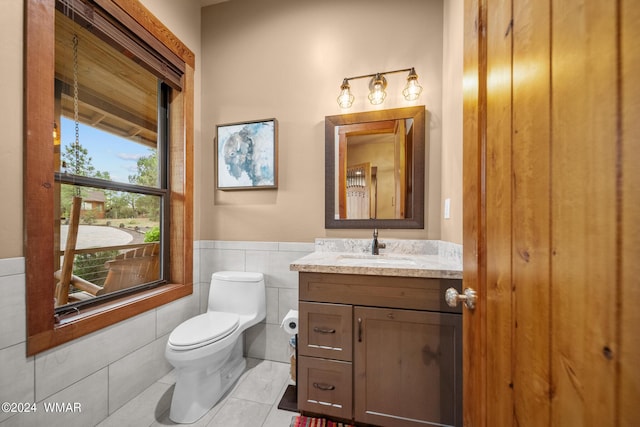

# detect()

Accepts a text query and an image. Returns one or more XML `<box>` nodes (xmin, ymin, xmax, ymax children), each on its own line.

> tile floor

<box><xmin>96</xmin><ymin>359</ymin><xmax>298</xmax><ymax>427</ymax></box>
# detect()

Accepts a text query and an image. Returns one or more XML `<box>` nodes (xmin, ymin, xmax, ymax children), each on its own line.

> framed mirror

<box><xmin>325</xmin><ymin>106</ymin><xmax>425</xmax><ymax>229</ymax></box>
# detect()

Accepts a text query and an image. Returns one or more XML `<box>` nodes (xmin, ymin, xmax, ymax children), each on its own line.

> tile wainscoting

<box><xmin>0</xmin><ymin>241</ymin><xmax>313</xmax><ymax>427</ymax></box>
<box><xmin>195</xmin><ymin>241</ymin><xmax>314</xmax><ymax>363</ymax></box>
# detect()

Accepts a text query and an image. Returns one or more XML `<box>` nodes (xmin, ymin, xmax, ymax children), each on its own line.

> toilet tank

<box><xmin>208</xmin><ymin>271</ymin><xmax>266</xmax><ymax>320</ymax></box>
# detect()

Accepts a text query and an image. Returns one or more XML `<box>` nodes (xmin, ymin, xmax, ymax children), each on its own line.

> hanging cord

<box><xmin>72</xmin><ymin>32</ymin><xmax>82</xmax><ymax>196</ymax></box>
<box><xmin>73</xmin><ymin>33</ymin><xmax>80</xmax><ymax>176</ymax></box>
<box><xmin>59</xmin><ymin>0</ymin><xmax>74</xmax><ymax>174</ymax></box>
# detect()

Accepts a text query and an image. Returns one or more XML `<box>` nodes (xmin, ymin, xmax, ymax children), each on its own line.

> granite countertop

<box><xmin>289</xmin><ymin>238</ymin><xmax>463</xmax><ymax>279</ymax></box>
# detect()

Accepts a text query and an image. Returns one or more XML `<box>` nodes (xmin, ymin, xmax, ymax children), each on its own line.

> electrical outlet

<box><xmin>444</xmin><ymin>198</ymin><xmax>451</xmax><ymax>219</ymax></box>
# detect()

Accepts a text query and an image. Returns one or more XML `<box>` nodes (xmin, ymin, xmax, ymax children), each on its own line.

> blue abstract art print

<box><xmin>216</xmin><ymin>118</ymin><xmax>278</xmax><ymax>190</ymax></box>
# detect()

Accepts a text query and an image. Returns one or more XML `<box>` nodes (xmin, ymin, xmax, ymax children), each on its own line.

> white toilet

<box><xmin>165</xmin><ymin>271</ymin><xmax>266</xmax><ymax>424</ymax></box>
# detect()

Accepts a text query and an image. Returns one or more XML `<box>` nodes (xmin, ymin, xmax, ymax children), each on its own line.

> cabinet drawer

<box><xmin>299</xmin><ymin>302</ymin><xmax>352</xmax><ymax>361</ymax></box>
<box><xmin>298</xmin><ymin>356</ymin><xmax>352</xmax><ymax>420</ymax></box>
<box><xmin>300</xmin><ymin>272</ymin><xmax>462</xmax><ymax>313</ymax></box>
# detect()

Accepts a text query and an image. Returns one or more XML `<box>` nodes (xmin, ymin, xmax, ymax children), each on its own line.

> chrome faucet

<box><xmin>372</xmin><ymin>229</ymin><xmax>386</xmax><ymax>255</ymax></box>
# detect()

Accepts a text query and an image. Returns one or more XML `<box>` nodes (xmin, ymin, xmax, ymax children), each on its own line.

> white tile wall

<box><xmin>0</xmin><ymin>343</ymin><xmax>35</xmax><ymax>424</ymax></box>
<box><xmin>107</xmin><ymin>335</ymin><xmax>172</xmax><ymax>412</ymax></box>
<box><xmin>0</xmin><ymin>241</ymin><xmax>311</xmax><ymax>426</ymax></box>
<box><xmin>37</xmin><ymin>369</ymin><xmax>109</xmax><ymax>427</ymax></box>
<box><xmin>0</xmin><ymin>259</ymin><xmax>25</xmax><ymax>350</ymax></box>
<box><xmin>34</xmin><ymin>311</ymin><xmax>157</xmax><ymax>401</ymax></box>
<box><xmin>244</xmin><ymin>323</ymin><xmax>292</xmax><ymax>364</ymax></box>
<box><xmin>155</xmin><ymin>287</ymin><xmax>200</xmax><ymax>337</ymax></box>
<box><xmin>2</xmin><ymin>369</ymin><xmax>109</xmax><ymax>427</ymax></box>
<box><xmin>195</xmin><ymin>241</ymin><xmax>313</xmax><ymax>363</ymax></box>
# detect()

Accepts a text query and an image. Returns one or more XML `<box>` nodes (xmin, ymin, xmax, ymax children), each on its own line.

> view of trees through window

<box><xmin>55</xmin><ymin>119</ymin><xmax>163</xmax><ymax>306</ymax></box>
<box><xmin>59</xmin><ymin>119</ymin><xmax>160</xmax><ymax>225</ymax></box>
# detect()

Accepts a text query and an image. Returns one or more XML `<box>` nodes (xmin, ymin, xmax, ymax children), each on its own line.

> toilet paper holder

<box><xmin>281</xmin><ymin>309</ymin><xmax>299</xmax><ymax>335</ymax></box>
<box><xmin>278</xmin><ymin>309</ymin><xmax>299</xmax><ymax>412</ymax></box>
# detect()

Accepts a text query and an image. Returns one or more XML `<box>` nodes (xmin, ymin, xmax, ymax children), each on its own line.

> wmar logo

<box><xmin>42</xmin><ymin>402</ymin><xmax>82</xmax><ymax>413</ymax></box>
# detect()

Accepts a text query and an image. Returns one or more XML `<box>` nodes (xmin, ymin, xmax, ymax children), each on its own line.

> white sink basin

<box><xmin>336</xmin><ymin>254</ymin><xmax>418</xmax><ymax>267</ymax></box>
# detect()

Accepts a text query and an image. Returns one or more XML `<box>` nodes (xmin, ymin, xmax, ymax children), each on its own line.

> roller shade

<box><xmin>56</xmin><ymin>0</ymin><xmax>184</xmax><ymax>90</ymax></box>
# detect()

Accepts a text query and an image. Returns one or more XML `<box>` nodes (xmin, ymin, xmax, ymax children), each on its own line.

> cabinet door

<box><xmin>299</xmin><ymin>301</ymin><xmax>352</xmax><ymax>361</ymax></box>
<box><xmin>354</xmin><ymin>307</ymin><xmax>462</xmax><ymax>427</ymax></box>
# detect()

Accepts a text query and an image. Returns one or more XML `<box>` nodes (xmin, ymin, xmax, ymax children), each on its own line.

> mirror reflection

<box><xmin>325</xmin><ymin>106</ymin><xmax>425</xmax><ymax>229</ymax></box>
<box><xmin>340</xmin><ymin>119</ymin><xmax>413</xmax><ymax>219</ymax></box>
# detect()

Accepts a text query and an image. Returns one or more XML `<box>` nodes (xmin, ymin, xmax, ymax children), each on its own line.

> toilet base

<box><xmin>169</xmin><ymin>339</ymin><xmax>245</xmax><ymax>424</ymax></box>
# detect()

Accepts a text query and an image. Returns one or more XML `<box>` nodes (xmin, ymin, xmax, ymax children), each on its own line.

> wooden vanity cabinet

<box><xmin>297</xmin><ymin>272</ymin><xmax>462</xmax><ymax>427</ymax></box>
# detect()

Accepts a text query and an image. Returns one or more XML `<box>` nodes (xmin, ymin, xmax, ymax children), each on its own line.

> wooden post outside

<box><xmin>55</xmin><ymin>196</ymin><xmax>82</xmax><ymax>306</ymax></box>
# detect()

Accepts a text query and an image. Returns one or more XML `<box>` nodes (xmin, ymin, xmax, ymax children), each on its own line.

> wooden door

<box><xmin>462</xmin><ymin>0</ymin><xmax>640</xmax><ymax>425</ymax></box>
<box><xmin>353</xmin><ymin>307</ymin><xmax>462</xmax><ymax>427</ymax></box>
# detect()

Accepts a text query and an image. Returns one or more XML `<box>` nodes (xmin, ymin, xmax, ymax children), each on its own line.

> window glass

<box><xmin>54</xmin><ymin>9</ymin><xmax>165</xmax><ymax>308</ymax></box>
<box><xmin>57</xmin><ymin>185</ymin><xmax>161</xmax><ymax>303</ymax></box>
<box><xmin>54</xmin><ymin>9</ymin><xmax>160</xmax><ymax>187</ymax></box>
<box><xmin>59</xmin><ymin>119</ymin><xmax>159</xmax><ymax>186</ymax></box>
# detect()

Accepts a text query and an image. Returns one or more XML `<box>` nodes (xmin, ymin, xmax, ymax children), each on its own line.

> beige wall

<box><xmin>0</xmin><ymin>0</ymin><xmax>463</xmax><ymax>260</ymax></box>
<box><xmin>0</xmin><ymin>0</ymin><xmax>24</xmax><ymax>259</ymax></box>
<box><xmin>200</xmin><ymin>0</ymin><xmax>462</xmax><ymax>243</ymax></box>
<box><xmin>441</xmin><ymin>0</ymin><xmax>464</xmax><ymax>244</ymax></box>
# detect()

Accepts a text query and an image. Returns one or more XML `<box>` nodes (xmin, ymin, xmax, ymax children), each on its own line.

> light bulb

<box><xmin>337</xmin><ymin>79</ymin><xmax>354</xmax><ymax>108</ymax></box>
<box><xmin>368</xmin><ymin>74</ymin><xmax>387</xmax><ymax>105</ymax></box>
<box><xmin>402</xmin><ymin>68</ymin><xmax>423</xmax><ymax>101</ymax></box>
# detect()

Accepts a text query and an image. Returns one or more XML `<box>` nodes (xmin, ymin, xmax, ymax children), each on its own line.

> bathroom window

<box><xmin>25</xmin><ymin>0</ymin><xmax>194</xmax><ymax>355</ymax></box>
<box><xmin>53</xmin><ymin>7</ymin><xmax>169</xmax><ymax>307</ymax></box>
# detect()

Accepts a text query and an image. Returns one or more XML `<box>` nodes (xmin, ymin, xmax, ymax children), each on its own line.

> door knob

<box><xmin>445</xmin><ymin>287</ymin><xmax>477</xmax><ymax>310</ymax></box>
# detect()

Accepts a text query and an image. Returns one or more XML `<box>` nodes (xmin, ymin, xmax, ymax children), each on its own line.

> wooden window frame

<box><xmin>24</xmin><ymin>0</ymin><xmax>194</xmax><ymax>356</ymax></box>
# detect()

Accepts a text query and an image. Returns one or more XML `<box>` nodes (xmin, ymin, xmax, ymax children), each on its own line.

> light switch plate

<box><xmin>444</xmin><ymin>198</ymin><xmax>451</xmax><ymax>219</ymax></box>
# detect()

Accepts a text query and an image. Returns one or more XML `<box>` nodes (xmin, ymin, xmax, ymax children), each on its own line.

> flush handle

<box><xmin>445</xmin><ymin>287</ymin><xmax>477</xmax><ymax>310</ymax></box>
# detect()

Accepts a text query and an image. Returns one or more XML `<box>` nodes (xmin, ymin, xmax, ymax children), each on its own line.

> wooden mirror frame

<box><xmin>325</xmin><ymin>106</ymin><xmax>425</xmax><ymax>229</ymax></box>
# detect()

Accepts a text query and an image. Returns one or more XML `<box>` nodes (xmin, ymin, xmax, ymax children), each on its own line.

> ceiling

<box><xmin>55</xmin><ymin>10</ymin><xmax>158</xmax><ymax>148</ymax></box>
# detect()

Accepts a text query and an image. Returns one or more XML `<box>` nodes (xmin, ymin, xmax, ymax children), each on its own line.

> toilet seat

<box><xmin>168</xmin><ymin>311</ymin><xmax>240</xmax><ymax>351</ymax></box>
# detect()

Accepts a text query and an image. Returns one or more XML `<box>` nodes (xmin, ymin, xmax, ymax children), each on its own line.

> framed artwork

<box><xmin>215</xmin><ymin>118</ymin><xmax>278</xmax><ymax>190</ymax></box>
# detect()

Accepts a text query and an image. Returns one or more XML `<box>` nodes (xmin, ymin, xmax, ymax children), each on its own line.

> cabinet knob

<box><xmin>445</xmin><ymin>287</ymin><xmax>477</xmax><ymax>310</ymax></box>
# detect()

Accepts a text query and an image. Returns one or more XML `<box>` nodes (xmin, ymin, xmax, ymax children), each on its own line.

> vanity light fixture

<box><xmin>336</xmin><ymin>67</ymin><xmax>423</xmax><ymax>109</ymax></box>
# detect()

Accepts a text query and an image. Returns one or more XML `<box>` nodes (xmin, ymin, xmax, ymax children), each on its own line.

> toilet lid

<box><xmin>168</xmin><ymin>311</ymin><xmax>240</xmax><ymax>350</ymax></box>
